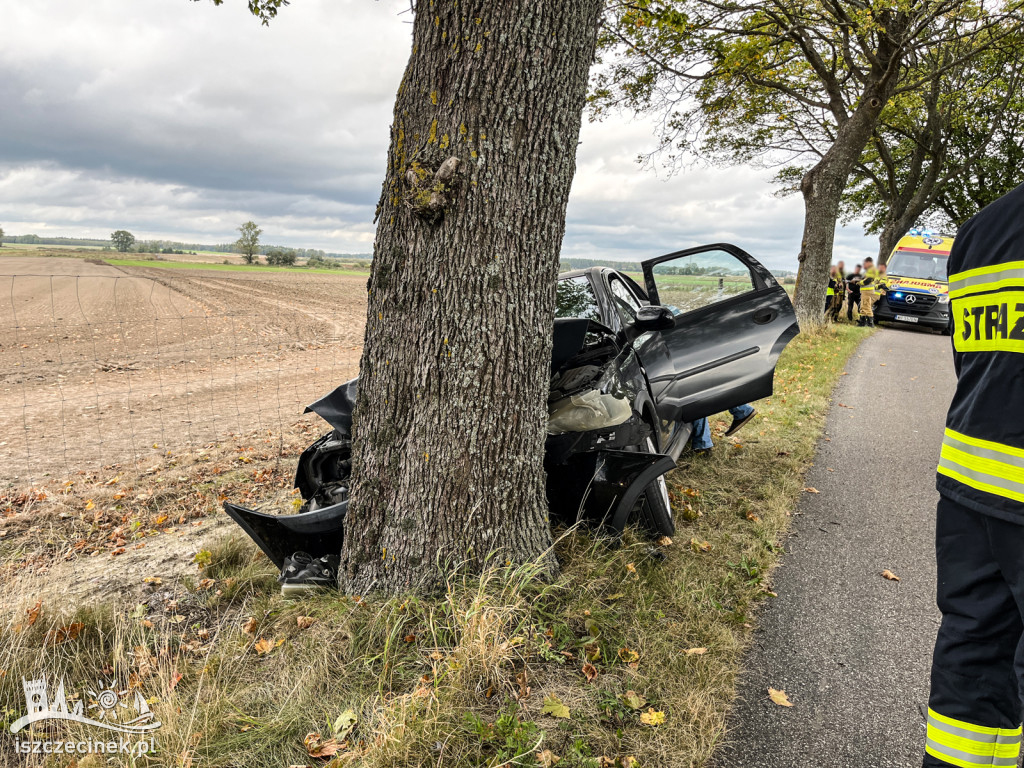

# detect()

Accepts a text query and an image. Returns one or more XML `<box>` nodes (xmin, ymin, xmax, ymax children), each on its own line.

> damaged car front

<box><xmin>225</xmin><ymin>242</ymin><xmax>799</xmax><ymax>590</ymax></box>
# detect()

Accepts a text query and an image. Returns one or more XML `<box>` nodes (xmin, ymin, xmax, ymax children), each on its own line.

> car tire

<box><xmin>629</xmin><ymin>435</ymin><xmax>675</xmax><ymax>537</ymax></box>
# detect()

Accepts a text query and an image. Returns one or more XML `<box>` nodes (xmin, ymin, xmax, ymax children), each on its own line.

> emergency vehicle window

<box><xmin>555</xmin><ymin>276</ymin><xmax>603</xmax><ymax>323</ymax></box>
<box><xmin>650</xmin><ymin>249</ymin><xmax>755</xmax><ymax>315</ymax></box>
<box><xmin>887</xmin><ymin>249</ymin><xmax>948</xmax><ymax>281</ymax></box>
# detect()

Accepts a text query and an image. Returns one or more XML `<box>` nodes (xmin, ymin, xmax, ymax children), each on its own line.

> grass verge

<box><xmin>0</xmin><ymin>324</ymin><xmax>868</xmax><ymax>768</ymax></box>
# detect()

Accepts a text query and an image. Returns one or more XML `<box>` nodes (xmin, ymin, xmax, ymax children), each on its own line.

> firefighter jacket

<box><xmin>861</xmin><ymin>267</ymin><xmax>880</xmax><ymax>296</ymax></box>
<box><xmin>937</xmin><ymin>182</ymin><xmax>1024</xmax><ymax>522</ymax></box>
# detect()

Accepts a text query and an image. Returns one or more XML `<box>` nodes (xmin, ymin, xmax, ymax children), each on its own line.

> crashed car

<box><xmin>226</xmin><ymin>243</ymin><xmax>798</xmax><ymax>585</ymax></box>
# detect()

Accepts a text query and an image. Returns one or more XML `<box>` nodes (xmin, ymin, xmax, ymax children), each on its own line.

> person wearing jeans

<box><xmin>691</xmin><ymin>404</ymin><xmax>757</xmax><ymax>451</ymax></box>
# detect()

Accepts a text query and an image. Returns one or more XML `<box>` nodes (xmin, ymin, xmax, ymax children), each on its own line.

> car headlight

<box><xmin>938</xmin><ymin>294</ymin><xmax>949</xmax><ymax>304</ymax></box>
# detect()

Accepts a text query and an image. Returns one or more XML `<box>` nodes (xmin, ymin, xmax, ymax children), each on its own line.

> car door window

<box><xmin>555</xmin><ymin>276</ymin><xmax>602</xmax><ymax>322</ymax></box>
<box><xmin>650</xmin><ymin>249</ymin><xmax>755</xmax><ymax>316</ymax></box>
<box><xmin>609</xmin><ymin>276</ymin><xmax>641</xmax><ymax>323</ymax></box>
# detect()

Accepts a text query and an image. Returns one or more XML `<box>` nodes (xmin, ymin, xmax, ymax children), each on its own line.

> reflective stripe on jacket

<box><xmin>937</xmin><ymin>182</ymin><xmax>1024</xmax><ymax>521</ymax></box>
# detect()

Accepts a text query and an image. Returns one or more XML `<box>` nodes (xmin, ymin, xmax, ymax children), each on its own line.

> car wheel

<box><xmin>629</xmin><ymin>435</ymin><xmax>675</xmax><ymax>537</ymax></box>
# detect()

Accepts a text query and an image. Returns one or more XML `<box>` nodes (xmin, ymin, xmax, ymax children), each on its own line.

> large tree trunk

<box><xmin>793</xmin><ymin>90</ymin><xmax>895</xmax><ymax>327</ymax></box>
<box><xmin>340</xmin><ymin>1</ymin><xmax>604</xmax><ymax>595</ymax></box>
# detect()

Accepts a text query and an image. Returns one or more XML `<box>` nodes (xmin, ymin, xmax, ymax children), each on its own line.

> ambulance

<box><xmin>873</xmin><ymin>229</ymin><xmax>953</xmax><ymax>333</ymax></box>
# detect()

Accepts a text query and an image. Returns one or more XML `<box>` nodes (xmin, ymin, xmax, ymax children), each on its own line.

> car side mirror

<box><xmin>635</xmin><ymin>305</ymin><xmax>675</xmax><ymax>331</ymax></box>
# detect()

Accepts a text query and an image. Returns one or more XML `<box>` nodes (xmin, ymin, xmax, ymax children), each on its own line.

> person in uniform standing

<box><xmin>923</xmin><ymin>183</ymin><xmax>1024</xmax><ymax>768</ymax></box>
<box><xmin>846</xmin><ymin>263</ymin><xmax>863</xmax><ymax>321</ymax></box>
<box><xmin>859</xmin><ymin>257</ymin><xmax>879</xmax><ymax>327</ymax></box>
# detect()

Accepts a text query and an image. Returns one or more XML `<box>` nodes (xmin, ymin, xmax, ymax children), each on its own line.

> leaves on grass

<box><xmin>332</xmin><ymin>709</ymin><xmax>357</xmax><ymax>741</ymax></box>
<box><xmin>689</xmin><ymin>537</ymin><xmax>712</xmax><ymax>553</ymax></box>
<box><xmin>536</xmin><ymin>750</ymin><xmax>561</xmax><ymax>767</ymax></box>
<box><xmin>45</xmin><ymin>622</ymin><xmax>84</xmax><ymax>645</ymax></box>
<box><xmin>242</xmin><ymin>617</ymin><xmax>258</xmax><ymax>635</ymax></box>
<box><xmin>84</xmin><ymin>499</ymin><xmax>95</xmax><ymax>510</ymax></box>
<box><xmin>303</xmin><ymin>732</ymin><xmax>341</xmax><ymax>759</ymax></box>
<box><xmin>640</xmin><ymin>708</ymin><xmax>666</xmax><ymax>725</ymax></box>
<box><xmin>625</xmin><ymin>562</ymin><xmax>637</xmax><ymax>575</ymax></box>
<box><xmin>192</xmin><ymin>549</ymin><xmax>213</xmax><ymax>569</ymax></box>
<box><xmin>584</xmin><ymin>643</ymin><xmax>601</xmax><ymax>662</ymax></box>
<box><xmin>144</xmin><ymin>576</ymin><xmax>163</xmax><ymax>585</ymax></box>
<box><xmin>541</xmin><ymin>694</ymin><xmax>570</xmax><ymax>719</ymax></box>
<box><xmin>170</xmin><ymin>671</ymin><xmax>184</xmax><ymax>690</ymax></box>
<box><xmin>746</xmin><ymin>511</ymin><xmax>762</xmax><ymax>523</ymax></box>
<box><xmin>881</xmin><ymin>569</ymin><xmax>901</xmax><ymax>582</ymax></box>
<box><xmin>198</xmin><ymin>578</ymin><xmax>216</xmax><ymax>591</ymax></box>
<box><xmin>582</xmin><ymin>662</ymin><xmax>598</xmax><ymax>682</ymax></box>
<box><xmin>621</xmin><ymin>690</ymin><xmax>646</xmax><ymax>710</ymax></box>
<box><xmin>684</xmin><ymin>647</ymin><xmax>707</xmax><ymax>655</ymax></box>
<box><xmin>656</xmin><ymin>536</ymin><xmax>673</xmax><ymax>546</ymax></box>
<box><xmin>617</xmin><ymin>647</ymin><xmax>639</xmax><ymax>664</ymax></box>
<box><xmin>768</xmin><ymin>688</ymin><xmax>793</xmax><ymax>707</ymax></box>
<box><xmin>803</xmin><ymin>487</ymin><xmax>820</xmax><ymax>494</ymax></box>
<box><xmin>254</xmin><ymin>637</ymin><xmax>283</xmax><ymax>656</ymax></box>
<box><xmin>296</xmin><ymin>616</ymin><xmax>317</xmax><ymax>629</ymax></box>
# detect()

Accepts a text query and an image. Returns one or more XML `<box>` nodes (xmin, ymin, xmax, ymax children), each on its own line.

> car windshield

<box><xmin>887</xmin><ymin>249</ymin><xmax>949</xmax><ymax>282</ymax></box>
<box><xmin>555</xmin><ymin>276</ymin><xmax>602</xmax><ymax>322</ymax></box>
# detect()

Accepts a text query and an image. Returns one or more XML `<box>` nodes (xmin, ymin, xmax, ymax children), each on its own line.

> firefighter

<box><xmin>825</xmin><ymin>265</ymin><xmax>839</xmax><ymax>313</ymax></box>
<box><xmin>923</xmin><ymin>183</ymin><xmax>1024</xmax><ymax>768</ymax></box>
<box><xmin>829</xmin><ymin>260</ymin><xmax>847</xmax><ymax>321</ymax></box>
<box><xmin>846</xmin><ymin>263</ymin><xmax>863</xmax><ymax>321</ymax></box>
<box><xmin>858</xmin><ymin>257</ymin><xmax>879</xmax><ymax>326</ymax></box>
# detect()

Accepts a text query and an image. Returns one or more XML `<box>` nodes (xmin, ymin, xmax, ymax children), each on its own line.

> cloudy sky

<box><xmin>0</xmin><ymin>0</ymin><xmax>876</xmax><ymax>272</ymax></box>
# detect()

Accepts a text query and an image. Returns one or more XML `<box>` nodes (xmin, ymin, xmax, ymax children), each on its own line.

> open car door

<box><xmin>640</xmin><ymin>243</ymin><xmax>798</xmax><ymax>423</ymax></box>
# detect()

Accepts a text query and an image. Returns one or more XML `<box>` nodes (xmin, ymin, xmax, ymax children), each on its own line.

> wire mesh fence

<box><xmin>0</xmin><ymin>269</ymin><xmax>366</xmax><ymax>488</ymax></box>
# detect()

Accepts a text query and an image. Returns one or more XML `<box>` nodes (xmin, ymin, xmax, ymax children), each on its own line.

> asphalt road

<box><xmin>713</xmin><ymin>327</ymin><xmax>957</xmax><ymax>768</ymax></box>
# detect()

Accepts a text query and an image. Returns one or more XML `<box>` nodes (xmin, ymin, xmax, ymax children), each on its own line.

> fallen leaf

<box><xmin>144</xmin><ymin>576</ymin><xmax>163</xmax><ymax>585</ymax></box>
<box><xmin>684</xmin><ymin>647</ymin><xmax>707</xmax><ymax>655</ymax></box>
<box><xmin>84</xmin><ymin>499</ymin><xmax>95</xmax><ymax>510</ymax></box>
<box><xmin>746</xmin><ymin>512</ymin><xmax>761</xmax><ymax>523</ymax></box>
<box><xmin>45</xmin><ymin>622</ymin><xmax>85</xmax><ymax>645</ymax></box>
<box><xmin>584</xmin><ymin>643</ymin><xmax>601</xmax><ymax>662</ymax></box>
<box><xmin>404</xmin><ymin>634</ymin><xmax>416</xmax><ymax>643</ymax></box>
<box><xmin>536</xmin><ymin>749</ymin><xmax>561</xmax><ymax>768</ymax></box>
<box><xmin>656</xmin><ymin>536</ymin><xmax>673</xmax><ymax>547</ymax></box>
<box><xmin>332</xmin><ymin>709</ymin><xmax>357</xmax><ymax>741</ymax></box>
<box><xmin>617</xmin><ymin>647</ymin><xmax>639</xmax><ymax>664</ymax></box>
<box><xmin>242</xmin><ymin>617</ymin><xmax>258</xmax><ymax>635</ymax></box>
<box><xmin>625</xmin><ymin>562</ymin><xmax>637</xmax><ymax>574</ymax></box>
<box><xmin>170</xmin><ymin>672</ymin><xmax>184</xmax><ymax>690</ymax></box>
<box><xmin>803</xmin><ymin>487</ymin><xmax>821</xmax><ymax>494</ymax></box>
<box><xmin>26</xmin><ymin>600</ymin><xmax>42</xmax><ymax>627</ymax></box>
<box><xmin>640</xmin><ymin>708</ymin><xmax>666</xmax><ymax>725</ymax></box>
<box><xmin>541</xmin><ymin>693</ymin><xmax>570</xmax><ymax>719</ymax></box>
<box><xmin>303</xmin><ymin>732</ymin><xmax>341</xmax><ymax>759</ymax></box>
<box><xmin>768</xmin><ymin>688</ymin><xmax>793</xmax><ymax>707</ymax></box>
<box><xmin>881</xmin><ymin>569</ymin><xmax>901</xmax><ymax>582</ymax></box>
<box><xmin>254</xmin><ymin>637</ymin><xmax>274</xmax><ymax>656</ymax></box>
<box><xmin>689</xmin><ymin>537</ymin><xmax>712</xmax><ymax>553</ymax></box>
<box><xmin>582</xmin><ymin>662</ymin><xmax>597</xmax><ymax>682</ymax></box>
<box><xmin>297</xmin><ymin>616</ymin><xmax>317</xmax><ymax>629</ymax></box>
<box><xmin>620</xmin><ymin>690</ymin><xmax>646</xmax><ymax>710</ymax></box>
<box><xmin>198</xmin><ymin>578</ymin><xmax>216</xmax><ymax>591</ymax></box>
<box><xmin>169</xmin><ymin>615</ymin><xmax>186</xmax><ymax>624</ymax></box>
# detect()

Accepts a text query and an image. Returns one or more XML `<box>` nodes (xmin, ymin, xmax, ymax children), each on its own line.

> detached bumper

<box><xmin>224</xmin><ymin>501</ymin><xmax>346</xmax><ymax>570</ymax></box>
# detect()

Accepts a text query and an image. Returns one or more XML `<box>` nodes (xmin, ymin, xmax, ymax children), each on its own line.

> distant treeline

<box><xmin>6</xmin><ymin>234</ymin><xmax>371</xmax><ymax>261</ymax></box>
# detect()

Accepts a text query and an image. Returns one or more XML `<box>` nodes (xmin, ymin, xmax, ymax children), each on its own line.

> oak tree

<box><xmin>207</xmin><ymin>1</ymin><xmax>605</xmax><ymax>593</ymax></box>
<box><xmin>110</xmin><ymin>229</ymin><xmax>136</xmax><ymax>253</ymax></box>
<box><xmin>236</xmin><ymin>220</ymin><xmax>262</xmax><ymax>264</ymax></box>
<box><xmin>839</xmin><ymin>28</ymin><xmax>1024</xmax><ymax>258</ymax></box>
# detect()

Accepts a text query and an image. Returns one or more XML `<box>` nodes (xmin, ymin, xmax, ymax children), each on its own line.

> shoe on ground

<box><xmin>725</xmin><ymin>408</ymin><xmax>757</xmax><ymax>437</ymax></box>
<box><xmin>280</xmin><ymin>551</ymin><xmax>339</xmax><ymax>598</ymax></box>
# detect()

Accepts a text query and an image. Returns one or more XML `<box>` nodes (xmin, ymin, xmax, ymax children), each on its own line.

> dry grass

<box><xmin>0</xmin><ymin>325</ymin><xmax>869</xmax><ymax>768</ymax></box>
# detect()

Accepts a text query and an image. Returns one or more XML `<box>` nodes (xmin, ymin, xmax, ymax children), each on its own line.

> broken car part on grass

<box><xmin>226</xmin><ymin>243</ymin><xmax>798</xmax><ymax>571</ymax></box>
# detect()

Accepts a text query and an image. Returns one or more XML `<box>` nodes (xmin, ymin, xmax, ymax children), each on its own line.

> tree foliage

<box><xmin>235</xmin><ymin>221</ymin><xmax>262</xmax><ymax>264</ymax></box>
<box><xmin>0</xmin><ymin>225</ymin><xmax>4</xmax><ymax>247</ymax></box>
<box><xmin>596</xmin><ymin>0</ymin><xmax>1024</xmax><ymax>324</ymax></box>
<box><xmin>838</xmin><ymin>27</ymin><xmax>1024</xmax><ymax>258</ymax></box>
<box><xmin>265</xmin><ymin>247</ymin><xmax>296</xmax><ymax>266</ymax></box>
<box><xmin>193</xmin><ymin>0</ymin><xmax>288</xmax><ymax>24</ymax></box>
<box><xmin>110</xmin><ymin>230</ymin><xmax>136</xmax><ymax>253</ymax></box>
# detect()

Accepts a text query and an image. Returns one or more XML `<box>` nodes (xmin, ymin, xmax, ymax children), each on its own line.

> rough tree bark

<box><xmin>340</xmin><ymin>1</ymin><xmax>604</xmax><ymax>595</ymax></box>
<box><xmin>792</xmin><ymin>18</ymin><xmax>906</xmax><ymax>329</ymax></box>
